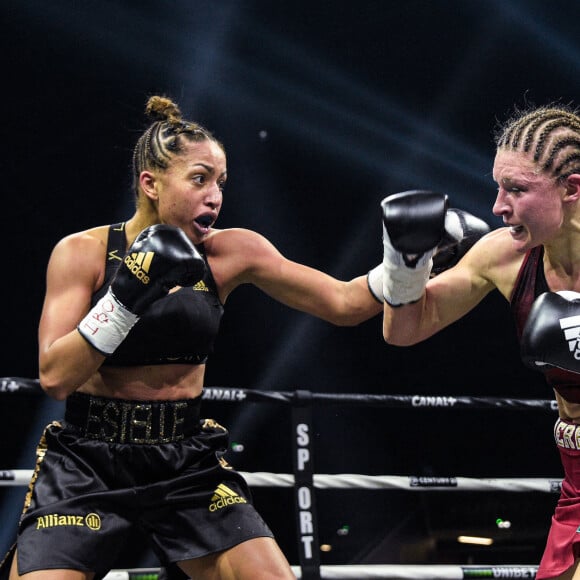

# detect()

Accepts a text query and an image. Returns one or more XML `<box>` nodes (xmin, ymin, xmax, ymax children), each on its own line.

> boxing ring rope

<box><xmin>0</xmin><ymin>377</ymin><xmax>560</xmax><ymax>412</ymax></box>
<box><xmin>0</xmin><ymin>378</ymin><xmax>558</xmax><ymax>579</ymax></box>
<box><xmin>100</xmin><ymin>563</ymin><xmax>541</xmax><ymax>579</ymax></box>
<box><xmin>0</xmin><ymin>469</ymin><xmax>562</xmax><ymax>493</ymax></box>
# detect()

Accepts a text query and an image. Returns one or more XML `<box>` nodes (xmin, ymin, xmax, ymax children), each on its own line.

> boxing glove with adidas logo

<box><xmin>521</xmin><ymin>291</ymin><xmax>580</xmax><ymax>374</ymax></box>
<box><xmin>78</xmin><ymin>224</ymin><xmax>206</xmax><ymax>355</ymax></box>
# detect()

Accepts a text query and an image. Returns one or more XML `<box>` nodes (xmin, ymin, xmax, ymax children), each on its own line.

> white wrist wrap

<box><xmin>77</xmin><ymin>288</ymin><xmax>139</xmax><ymax>355</ymax></box>
<box><xmin>382</xmin><ymin>232</ymin><xmax>434</xmax><ymax>306</ymax></box>
<box><xmin>367</xmin><ymin>264</ymin><xmax>384</xmax><ymax>303</ymax></box>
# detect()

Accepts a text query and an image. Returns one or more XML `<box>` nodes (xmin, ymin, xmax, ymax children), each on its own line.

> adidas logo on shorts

<box><xmin>209</xmin><ymin>483</ymin><xmax>247</xmax><ymax>512</ymax></box>
<box><xmin>123</xmin><ymin>251</ymin><xmax>153</xmax><ymax>285</ymax></box>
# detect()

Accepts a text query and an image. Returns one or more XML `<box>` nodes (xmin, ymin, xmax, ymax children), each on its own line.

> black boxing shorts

<box><xmin>1</xmin><ymin>392</ymin><xmax>274</xmax><ymax>578</ymax></box>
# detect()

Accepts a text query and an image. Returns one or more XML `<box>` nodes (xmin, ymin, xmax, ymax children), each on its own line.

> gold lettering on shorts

<box><xmin>129</xmin><ymin>404</ymin><xmax>152</xmax><ymax>443</ymax></box>
<box><xmin>36</xmin><ymin>513</ymin><xmax>101</xmax><ymax>530</ymax></box>
<box><xmin>555</xmin><ymin>419</ymin><xmax>580</xmax><ymax>450</ymax></box>
<box><xmin>208</xmin><ymin>483</ymin><xmax>247</xmax><ymax>512</ymax></box>
<box><xmin>83</xmin><ymin>399</ymin><xmax>191</xmax><ymax>444</ymax></box>
<box><xmin>171</xmin><ymin>403</ymin><xmax>187</xmax><ymax>441</ymax></box>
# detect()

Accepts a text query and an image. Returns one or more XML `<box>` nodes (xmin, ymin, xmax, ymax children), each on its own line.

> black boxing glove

<box><xmin>368</xmin><ymin>206</ymin><xmax>490</xmax><ymax>301</ymax></box>
<box><xmin>380</xmin><ymin>190</ymin><xmax>448</xmax><ymax>306</ymax></box>
<box><xmin>431</xmin><ymin>209</ymin><xmax>490</xmax><ymax>276</ymax></box>
<box><xmin>369</xmin><ymin>203</ymin><xmax>490</xmax><ymax>303</ymax></box>
<box><xmin>521</xmin><ymin>291</ymin><xmax>580</xmax><ymax>374</ymax></box>
<box><xmin>78</xmin><ymin>224</ymin><xmax>206</xmax><ymax>355</ymax></box>
<box><xmin>111</xmin><ymin>225</ymin><xmax>206</xmax><ymax>314</ymax></box>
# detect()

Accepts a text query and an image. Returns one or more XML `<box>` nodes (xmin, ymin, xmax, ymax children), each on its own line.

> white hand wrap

<box><xmin>381</xmin><ymin>215</ymin><xmax>436</xmax><ymax>306</ymax></box>
<box><xmin>382</xmin><ymin>239</ymin><xmax>433</xmax><ymax>306</ymax></box>
<box><xmin>77</xmin><ymin>288</ymin><xmax>139</xmax><ymax>355</ymax></box>
<box><xmin>380</xmin><ymin>210</ymin><xmax>464</xmax><ymax>306</ymax></box>
<box><xmin>367</xmin><ymin>264</ymin><xmax>384</xmax><ymax>303</ymax></box>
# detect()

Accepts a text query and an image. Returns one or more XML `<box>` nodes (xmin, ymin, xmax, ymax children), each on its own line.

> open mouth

<box><xmin>509</xmin><ymin>225</ymin><xmax>524</xmax><ymax>235</ymax></box>
<box><xmin>194</xmin><ymin>215</ymin><xmax>214</xmax><ymax>230</ymax></box>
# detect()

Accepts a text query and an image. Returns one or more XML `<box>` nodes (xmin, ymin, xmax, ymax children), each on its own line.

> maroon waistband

<box><xmin>554</xmin><ymin>418</ymin><xmax>580</xmax><ymax>451</ymax></box>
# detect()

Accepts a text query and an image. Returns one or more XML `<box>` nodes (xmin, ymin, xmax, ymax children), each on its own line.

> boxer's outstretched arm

<box><xmin>382</xmin><ymin>249</ymin><xmax>494</xmax><ymax>345</ymax></box>
<box><xmin>379</xmin><ymin>193</ymin><xmax>505</xmax><ymax>346</ymax></box>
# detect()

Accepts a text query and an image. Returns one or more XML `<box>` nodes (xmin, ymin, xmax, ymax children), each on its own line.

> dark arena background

<box><xmin>3</xmin><ymin>1</ymin><xmax>580</xmax><ymax>577</ymax></box>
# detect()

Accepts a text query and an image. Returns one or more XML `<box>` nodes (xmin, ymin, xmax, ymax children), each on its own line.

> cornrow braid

<box><xmin>131</xmin><ymin>95</ymin><xmax>223</xmax><ymax>196</ymax></box>
<box><xmin>501</xmin><ymin>108</ymin><xmax>546</xmax><ymax>149</ymax></box>
<box><xmin>543</xmin><ymin>138</ymin><xmax>580</xmax><ymax>174</ymax></box>
<box><xmin>495</xmin><ymin>104</ymin><xmax>580</xmax><ymax>181</ymax></box>
<box><xmin>554</xmin><ymin>153</ymin><xmax>580</xmax><ymax>181</ymax></box>
<box><xmin>523</xmin><ymin>113</ymin><xmax>565</xmax><ymax>154</ymax></box>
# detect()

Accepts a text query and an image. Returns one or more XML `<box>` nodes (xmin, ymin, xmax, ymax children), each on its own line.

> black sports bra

<box><xmin>93</xmin><ymin>223</ymin><xmax>224</xmax><ymax>366</ymax></box>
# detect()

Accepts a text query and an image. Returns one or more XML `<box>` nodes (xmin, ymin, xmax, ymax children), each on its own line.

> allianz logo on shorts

<box><xmin>209</xmin><ymin>483</ymin><xmax>247</xmax><ymax>512</ymax></box>
<box><xmin>124</xmin><ymin>251</ymin><xmax>154</xmax><ymax>285</ymax></box>
<box><xmin>560</xmin><ymin>314</ymin><xmax>580</xmax><ymax>361</ymax></box>
<box><xmin>36</xmin><ymin>512</ymin><xmax>101</xmax><ymax>531</ymax></box>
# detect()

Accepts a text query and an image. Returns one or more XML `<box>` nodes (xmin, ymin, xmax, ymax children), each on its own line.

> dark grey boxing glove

<box><xmin>431</xmin><ymin>209</ymin><xmax>490</xmax><ymax>276</ymax></box>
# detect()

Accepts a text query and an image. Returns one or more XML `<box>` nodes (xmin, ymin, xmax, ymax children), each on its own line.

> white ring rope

<box><xmin>0</xmin><ymin>469</ymin><xmax>562</xmax><ymax>493</ymax></box>
<box><xmin>246</xmin><ymin>472</ymin><xmax>562</xmax><ymax>492</ymax></box>
<box><xmin>100</xmin><ymin>563</ymin><xmax>540</xmax><ymax>579</ymax></box>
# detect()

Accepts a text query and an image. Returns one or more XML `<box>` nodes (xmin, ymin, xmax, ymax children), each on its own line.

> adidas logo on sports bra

<box><xmin>193</xmin><ymin>280</ymin><xmax>209</xmax><ymax>292</ymax></box>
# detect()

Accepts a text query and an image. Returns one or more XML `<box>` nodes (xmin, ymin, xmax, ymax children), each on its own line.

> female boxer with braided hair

<box><xmin>0</xmin><ymin>94</ymin><xmax>387</xmax><ymax>580</ymax></box>
<box><xmin>1</xmin><ymin>91</ymin><xmax>489</xmax><ymax>580</ymax></box>
<box><xmin>380</xmin><ymin>103</ymin><xmax>580</xmax><ymax>580</ymax></box>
